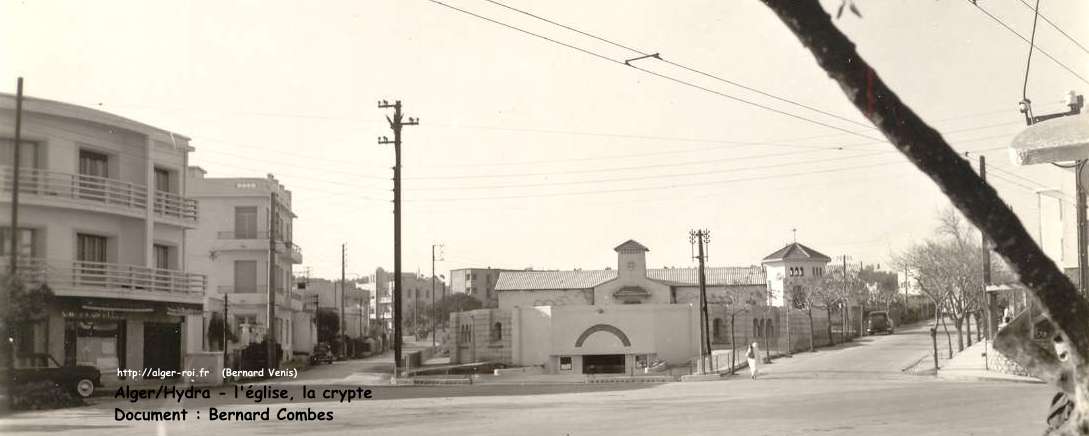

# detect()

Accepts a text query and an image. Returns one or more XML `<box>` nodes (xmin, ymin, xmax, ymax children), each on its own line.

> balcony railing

<box><xmin>0</xmin><ymin>166</ymin><xmax>146</xmax><ymax>211</ymax></box>
<box><xmin>0</xmin><ymin>166</ymin><xmax>197</xmax><ymax>223</ymax></box>
<box><xmin>216</xmin><ymin>284</ymin><xmax>288</xmax><ymax>295</ymax></box>
<box><xmin>4</xmin><ymin>257</ymin><xmax>205</xmax><ymax>296</ymax></box>
<box><xmin>214</xmin><ymin>231</ymin><xmax>301</xmax><ymax>261</ymax></box>
<box><xmin>154</xmin><ymin>190</ymin><xmax>198</xmax><ymax>221</ymax></box>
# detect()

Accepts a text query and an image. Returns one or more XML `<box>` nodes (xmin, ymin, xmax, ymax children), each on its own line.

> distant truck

<box><xmin>3</xmin><ymin>353</ymin><xmax>102</xmax><ymax>398</ymax></box>
<box><xmin>866</xmin><ymin>311</ymin><xmax>895</xmax><ymax>335</ymax></box>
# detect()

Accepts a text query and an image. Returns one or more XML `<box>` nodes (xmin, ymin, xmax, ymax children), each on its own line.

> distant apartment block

<box><xmin>449</xmin><ymin>267</ymin><xmax>517</xmax><ymax>307</ymax></box>
<box><xmin>185</xmin><ymin>169</ymin><xmax>313</xmax><ymax>361</ymax></box>
<box><xmin>1</xmin><ymin>94</ymin><xmax>205</xmax><ymax>382</ymax></box>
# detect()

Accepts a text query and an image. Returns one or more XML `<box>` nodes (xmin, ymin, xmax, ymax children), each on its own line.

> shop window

<box><xmin>65</xmin><ymin>319</ymin><xmax>125</xmax><ymax>373</ymax></box>
<box><xmin>559</xmin><ymin>356</ymin><xmax>572</xmax><ymax>371</ymax></box>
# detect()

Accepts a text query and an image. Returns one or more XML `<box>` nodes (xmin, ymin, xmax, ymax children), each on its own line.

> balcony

<box><xmin>216</xmin><ymin>284</ymin><xmax>299</xmax><ymax>309</ymax></box>
<box><xmin>214</xmin><ymin>231</ymin><xmax>302</xmax><ymax>263</ymax></box>
<box><xmin>154</xmin><ymin>190</ymin><xmax>198</xmax><ymax>224</ymax></box>
<box><xmin>5</xmin><ymin>257</ymin><xmax>205</xmax><ymax>304</ymax></box>
<box><xmin>0</xmin><ymin>166</ymin><xmax>198</xmax><ymax>226</ymax></box>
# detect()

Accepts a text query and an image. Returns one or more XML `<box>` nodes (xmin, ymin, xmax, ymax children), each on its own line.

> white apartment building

<box><xmin>185</xmin><ymin>169</ymin><xmax>313</xmax><ymax>361</ymax></box>
<box><xmin>1</xmin><ymin>94</ymin><xmax>205</xmax><ymax>382</ymax></box>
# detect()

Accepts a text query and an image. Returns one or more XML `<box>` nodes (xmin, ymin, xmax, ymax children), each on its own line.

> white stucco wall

<box><xmin>511</xmin><ymin>304</ymin><xmax>700</xmax><ymax>367</ymax></box>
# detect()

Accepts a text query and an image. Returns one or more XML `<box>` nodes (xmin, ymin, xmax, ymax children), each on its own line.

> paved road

<box><xmin>0</xmin><ymin>322</ymin><xmax>1058</xmax><ymax>435</ymax></box>
<box><xmin>755</xmin><ymin>321</ymin><xmax>937</xmax><ymax>380</ymax></box>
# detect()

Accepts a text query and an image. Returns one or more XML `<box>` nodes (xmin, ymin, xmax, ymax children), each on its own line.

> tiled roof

<box><xmin>614</xmin><ymin>239</ymin><xmax>650</xmax><ymax>252</ymax></box>
<box><xmin>495</xmin><ymin>270</ymin><xmax>617</xmax><ymax>291</ymax></box>
<box><xmin>495</xmin><ymin>266</ymin><xmax>767</xmax><ymax>291</ymax></box>
<box><xmin>647</xmin><ymin>267</ymin><xmax>767</xmax><ymax>286</ymax></box>
<box><xmin>761</xmin><ymin>242</ymin><xmax>832</xmax><ymax>262</ymax></box>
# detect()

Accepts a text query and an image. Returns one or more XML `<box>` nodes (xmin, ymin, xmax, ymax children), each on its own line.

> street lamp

<box><xmin>1009</xmin><ymin>105</ymin><xmax>1088</xmax><ymax>296</ymax></box>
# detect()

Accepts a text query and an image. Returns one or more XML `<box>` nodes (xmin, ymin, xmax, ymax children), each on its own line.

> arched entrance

<box><xmin>574</xmin><ymin>324</ymin><xmax>631</xmax><ymax>374</ymax></box>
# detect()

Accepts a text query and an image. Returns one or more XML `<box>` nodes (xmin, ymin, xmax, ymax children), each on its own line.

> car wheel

<box><xmin>75</xmin><ymin>379</ymin><xmax>95</xmax><ymax>398</ymax></box>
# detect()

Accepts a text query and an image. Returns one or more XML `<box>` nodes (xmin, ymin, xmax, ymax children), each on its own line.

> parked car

<box><xmin>2</xmin><ymin>354</ymin><xmax>101</xmax><ymax>398</ymax></box>
<box><xmin>866</xmin><ymin>311</ymin><xmax>894</xmax><ymax>335</ymax></box>
<box><xmin>310</xmin><ymin>343</ymin><xmax>335</xmax><ymax>365</ymax></box>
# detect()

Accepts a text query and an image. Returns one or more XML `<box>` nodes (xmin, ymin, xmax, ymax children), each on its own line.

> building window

<box><xmin>233</xmin><ymin>260</ymin><xmax>258</xmax><ymax>293</ymax></box>
<box><xmin>153</xmin><ymin>244</ymin><xmax>171</xmax><ymax>270</ymax></box>
<box><xmin>559</xmin><ymin>356</ymin><xmax>572</xmax><ymax>371</ymax></box>
<box><xmin>0</xmin><ymin>228</ymin><xmax>36</xmax><ymax>257</ymax></box>
<box><xmin>491</xmin><ymin>322</ymin><xmax>502</xmax><ymax>341</ymax></box>
<box><xmin>712</xmin><ymin>318</ymin><xmax>723</xmax><ymax>343</ymax></box>
<box><xmin>154</xmin><ymin>167</ymin><xmax>174</xmax><ymax>193</ymax></box>
<box><xmin>0</xmin><ymin>139</ymin><xmax>38</xmax><ymax>168</ymax></box>
<box><xmin>234</xmin><ymin>206</ymin><xmax>258</xmax><ymax>239</ymax></box>
<box><xmin>76</xmin><ymin>233</ymin><xmax>109</xmax><ymax>263</ymax></box>
<box><xmin>78</xmin><ymin>150</ymin><xmax>109</xmax><ymax>178</ymax></box>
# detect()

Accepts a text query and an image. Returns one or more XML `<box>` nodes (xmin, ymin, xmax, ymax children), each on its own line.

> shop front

<box><xmin>41</xmin><ymin>297</ymin><xmax>202</xmax><ymax>383</ymax></box>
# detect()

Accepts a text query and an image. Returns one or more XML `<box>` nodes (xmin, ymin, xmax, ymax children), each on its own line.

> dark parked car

<box><xmin>3</xmin><ymin>354</ymin><xmax>101</xmax><ymax>398</ymax></box>
<box><xmin>867</xmin><ymin>311</ymin><xmax>894</xmax><ymax>335</ymax></box>
<box><xmin>310</xmin><ymin>343</ymin><xmax>335</xmax><ymax>365</ymax></box>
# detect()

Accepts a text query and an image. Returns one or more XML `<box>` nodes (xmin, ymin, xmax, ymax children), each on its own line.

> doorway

<box><xmin>143</xmin><ymin>322</ymin><xmax>181</xmax><ymax>375</ymax></box>
<box><xmin>582</xmin><ymin>354</ymin><xmax>625</xmax><ymax>374</ymax></box>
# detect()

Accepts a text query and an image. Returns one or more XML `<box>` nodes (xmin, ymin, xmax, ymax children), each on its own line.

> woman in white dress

<box><xmin>747</xmin><ymin>342</ymin><xmax>759</xmax><ymax>380</ymax></box>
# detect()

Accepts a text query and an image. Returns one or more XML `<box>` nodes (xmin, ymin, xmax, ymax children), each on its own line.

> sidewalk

<box><xmin>936</xmin><ymin>340</ymin><xmax>1043</xmax><ymax>384</ymax></box>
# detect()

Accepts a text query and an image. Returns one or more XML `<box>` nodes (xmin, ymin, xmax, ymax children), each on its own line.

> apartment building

<box><xmin>449</xmin><ymin>267</ymin><xmax>517</xmax><ymax>307</ymax></box>
<box><xmin>1</xmin><ymin>94</ymin><xmax>205</xmax><ymax>382</ymax></box>
<box><xmin>185</xmin><ymin>169</ymin><xmax>312</xmax><ymax>361</ymax></box>
<box><xmin>301</xmin><ymin>276</ymin><xmax>370</xmax><ymax>339</ymax></box>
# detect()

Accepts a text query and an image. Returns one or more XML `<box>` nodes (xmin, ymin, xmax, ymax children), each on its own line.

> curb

<box><xmin>937</xmin><ymin>371</ymin><xmax>1044</xmax><ymax>385</ymax></box>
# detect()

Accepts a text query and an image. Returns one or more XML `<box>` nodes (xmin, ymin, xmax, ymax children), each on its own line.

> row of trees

<box><xmin>789</xmin><ymin>259</ymin><xmax>900</xmax><ymax>352</ymax></box>
<box><xmin>893</xmin><ymin>208</ymin><xmax>1015</xmax><ymax>357</ymax></box>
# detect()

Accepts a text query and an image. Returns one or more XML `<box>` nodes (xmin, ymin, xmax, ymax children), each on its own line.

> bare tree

<box><xmin>759</xmin><ymin>2</ymin><xmax>1089</xmax><ymax>433</ymax></box>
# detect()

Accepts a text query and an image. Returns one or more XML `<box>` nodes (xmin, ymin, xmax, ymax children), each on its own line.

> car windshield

<box><xmin>869</xmin><ymin>313</ymin><xmax>888</xmax><ymax>322</ymax></box>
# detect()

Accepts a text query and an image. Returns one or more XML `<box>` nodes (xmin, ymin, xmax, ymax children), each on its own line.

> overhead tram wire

<box><xmin>969</xmin><ymin>0</ymin><xmax>1089</xmax><ymax>86</ymax></box>
<box><xmin>426</xmin><ymin>0</ymin><xmax>884</xmax><ymax>143</ymax></box>
<box><xmin>1015</xmin><ymin>0</ymin><xmax>1089</xmax><ymax>57</ymax></box>
<box><xmin>481</xmin><ymin>0</ymin><xmax>877</xmax><ymax>132</ymax></box>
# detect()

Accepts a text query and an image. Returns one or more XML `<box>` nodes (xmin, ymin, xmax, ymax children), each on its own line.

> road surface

<box><xmin>0</xmin><ymin>323</ymin><xmax>1056</xmax><ymax>435</ymax></box>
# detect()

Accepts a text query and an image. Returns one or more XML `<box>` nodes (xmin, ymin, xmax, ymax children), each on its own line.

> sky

<box><xmin>2</xmin><ymin>0</ymin><xmax>1088</xmax><ymax>281</ymax></box>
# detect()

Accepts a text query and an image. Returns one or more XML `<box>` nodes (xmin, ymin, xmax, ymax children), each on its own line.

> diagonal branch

<box><xmin>758</xmin><ymin>0</ymin><xmax>1089</xmax><ymax>366</ymax></box>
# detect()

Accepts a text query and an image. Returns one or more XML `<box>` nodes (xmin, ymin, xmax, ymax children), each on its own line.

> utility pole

<box><xmin>4</xmin><ymin>79</ymin><xmax>23</xmax><ymax>392</ymax></box>
<box><xmin>980</xmin><ymin>155</ymin><xmax>996</xmax><ymax>342</ymax></box>
<box><xmin>379</xmin><ymin>99</ymin><xmax>418</xmax><ymax>376</ymax></box>
<box><xmin>690</xmin><ymin>229</ymin><xmax>712</xmax><ymax>373</ymax></box>
<box><xmin>1019</xmin><ymin>93</ymin><xmax>1086</xmax><ymax>296</ymax></box>
<box><xmin>223</xmin><ymin>293</ymin><xmax>229</xmax><ymax>366</ymax></box>
<box><xmin>431</xmin><ymin>244</ymin><xmax>443</xmax><ymax>349</ymax></box>
<box><xmin>842</xmin><ymin>254</ymin><xmax>849</xmax><ymax>340</ymax></box>
<box><xmin>267</xmin><ymin>191</ymin><xmax>278</xmax><ymax>370</ymax></box>
<box><xmin>341</xmin><ymin>243</ymin><xmax>346</xmax><ymax>357</ymax></box>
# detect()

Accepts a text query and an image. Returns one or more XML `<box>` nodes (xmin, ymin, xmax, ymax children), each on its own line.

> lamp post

<box><xmin>1010</xmin><ymin>93</ymin><xmax>1086</xmax><ymax>296</ymax></box>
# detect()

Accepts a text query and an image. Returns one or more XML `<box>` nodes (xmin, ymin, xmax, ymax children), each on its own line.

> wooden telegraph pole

<box><xmin>379</xmin><ymin>100</ymin><xmax>418</xmax><ymax>376</ymax></box>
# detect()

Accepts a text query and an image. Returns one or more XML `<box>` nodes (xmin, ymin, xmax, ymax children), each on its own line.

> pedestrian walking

<box><xmin>747</xmin><ymin>342</ymin><xmax>760</xmax><ymax>380</ymax></box>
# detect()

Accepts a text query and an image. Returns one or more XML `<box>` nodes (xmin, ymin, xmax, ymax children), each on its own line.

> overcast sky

<box><xmin>3</xmin><ymin>0</ymin><xmax>1088</xmax><ymax>280</ymax></box>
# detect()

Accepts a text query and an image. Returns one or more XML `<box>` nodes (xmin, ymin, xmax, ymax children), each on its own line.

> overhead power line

<box><xmin>427</xmin><ymin>0</ymin><xmax>884</xmax><ymax>142</ymax></box>
<box><xmin>482</xmin><ymin>0</ymin><xmax>876</xmax><ymax>131</ymax></box>
<box><xmin>969</xmin><ymin>0</ymin><xmax>1089</xmax><ymax>86</ymax></box>
<box><xmin>1015</xmin><ymin>0</ymin><xmax>1089</xmax><ymax>57</ymax></box>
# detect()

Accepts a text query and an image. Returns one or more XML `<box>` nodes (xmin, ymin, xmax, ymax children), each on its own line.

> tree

<box><xmin>859</xmin><ymin>266</ymin><xmax>899</xmax><ymax>318</ymax></box>
<box><xmin>316</xmin><ymin>309</ymin><xmax>339</xmax><ymax>344</ymax></box>
<box><xmin>759</xmin><ymin>3</ymin><xmax>1089</xmax><ymax>433</ymax></box>
<box><xmin>810</xmin><ymin>273</ymin><xmax>840</xmax><ymax>346</ymax></box>
<box><xmin>788</xmin><ymin>281</ymin><xmax>817</xmax><ymax>352</ymax></box>
<box><xmin>432</xmin><ymin>294</ymin><xmax>483</xmax><ymax>326</ymax></box>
